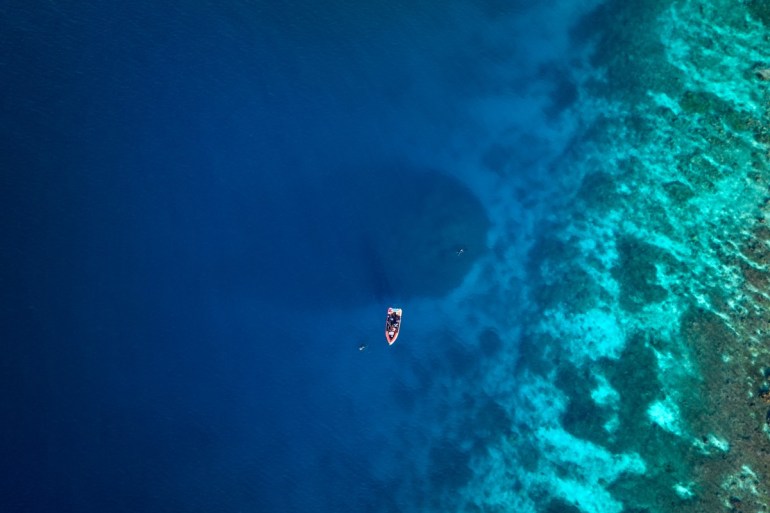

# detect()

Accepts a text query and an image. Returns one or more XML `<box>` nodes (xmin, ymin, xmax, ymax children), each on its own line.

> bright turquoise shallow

<box><xmin>3</xmin><ymin>1</ymin><xmax>770</xmax><ymax>512</ymax></box>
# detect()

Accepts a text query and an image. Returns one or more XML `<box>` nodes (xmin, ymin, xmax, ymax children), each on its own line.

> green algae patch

<box><xmin>743</xmin><ymin>224</ymin><xmax>770</xmax><ymax>266</ymax></box>
<box><xmin>679</xmin><ymin>308</ymin><xmax>736</xmax><ymax>383</ymax></box>
<box><xmin>676</xmin><ymin>309</ymin><xmax>734</xmax><ymax>427</ymax></box>
<box><xmin>662</xmin><ymin>180</ymin><xmax>695</xmax><ymax>204</ymax></box>
<box><xmin>576</xmin><ymin>1</ymin><xmax>677</xmax><ymax>99</ymax></box>
<box><xmin>527</xmin><ymin>232</ymin><xmax>610</xmax><ymax>313</ymax></box>
<box><xmin>747</xmin><ymin>0</ymin><xmax>770</xmax><ymax>27</ymax></box>
<box><xmin>612</xmin><ymin>237</ymin><xmax>670</xmax><ymax>312</ymax></box>
<box><xmin>576</xmin><ymin>171</ymin><xmax>620</xmax><ymax>209</ymax></box>
<box><xmin>591</xmin><ymin>332</ymin><xmax>717</xmax><ymax>512</ymax></box>
<box><xmin>516</xmin><ymin>333</ymin><xmax>560</xmax><ymax>378</ymax></box>
<box><xmin>543</xmin><ymin>498</ymin><xmax>582</xmax><ymax>513</ymax></box>
<box><xmin>753</xmin><ymin>124</ymin><xmax>770</xmax><ymax>146</ymax></box>
<box><xmin>679</xmin><ymin>90</ymin><xmax>756</xmax><ymax>135</ymax></box>
<box><xmin>464</xmin><ymin>397</ymin><xmax>511</xmax><ymax>445</ymax></box>
<box><xmin>740</xmin><ymin>260</ymin><xmax>770</xmax><ymax>290</ymax></box>
<box><xmin>679</xmin><ymin>90</ymin><xmax>717</xmax><ymax>116</ymax></box>
<box><xmin>531</xmin><ymin>265</ymin><xmax>603</xmax><ymax>313</ymax></box>
<box><xmin>609</xmin><ymin>473</ymin><xmax>688</xmax><ymax>513</ymax></box>
<box><xmin>514</xmin><ymin>432</ymin><xmax>541</xmax><ymax>473</ymax></box>
<box><xmin>676</xmin><ymin>153</ymin><xmax>720</xmax><ymax>192</ymax></box>
<box><xmin>600</xmin><ymin>333</ymin><xmax>662</xmax><ymax>437</ymax></box>
<box><xmin>557</xmin><ymin>365</ymin><xmax>614</xmax><ymax>447</ymax></box>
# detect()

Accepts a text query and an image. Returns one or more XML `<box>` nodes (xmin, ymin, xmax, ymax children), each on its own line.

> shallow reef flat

<box><xmin>445</xmin><ymin>1</ymin><xmax>770</xmax><ymax>512</ymax></box>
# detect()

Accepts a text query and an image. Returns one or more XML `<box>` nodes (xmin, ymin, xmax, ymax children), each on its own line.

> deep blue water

<box><xmin>2</xmin><ymin>1</ymin><xmax>596</xmax><ymax>512</ymax></box>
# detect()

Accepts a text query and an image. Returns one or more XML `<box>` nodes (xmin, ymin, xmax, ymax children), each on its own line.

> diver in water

<box><xmin>456</xmin><ymin>247</ymin><xmax>465</xmax><ymax>256</ymax></box>
<box><xmin>359</xmin><ymin>343</ymin><xmax>367</xmax><ymax>351</ymax></box>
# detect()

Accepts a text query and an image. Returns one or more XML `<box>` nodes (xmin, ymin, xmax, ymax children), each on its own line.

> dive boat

<box><xmin>385</xmin><ymin>307</ymin><xmax>402</xmax><ymax>345</ymax></box>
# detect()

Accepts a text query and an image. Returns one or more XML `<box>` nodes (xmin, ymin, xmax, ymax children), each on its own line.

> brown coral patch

<box><xmin>677</xmin><ymin>307</ymin><xmax>770</xmax><ymax>512</ymax></box>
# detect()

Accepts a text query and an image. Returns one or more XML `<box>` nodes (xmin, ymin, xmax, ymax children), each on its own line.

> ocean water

<box><xmin>4</xmin><ymin>1</ymin><xmax>770</xmax><ymax>512</ymax></box>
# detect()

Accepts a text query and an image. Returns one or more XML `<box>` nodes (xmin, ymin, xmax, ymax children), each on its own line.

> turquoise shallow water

<box><xmin>466</xmin><ymin>1</ymin><xmax>770</xmax><ymax>512</ymax></box>
<box><xmin>4</xmin><ymin>1</ymin><xmax>770</xmax><ymax>512</ymax></box>
<box><xmin>377</xmin><ymin>1</ymin><xmax>770</xmax><ymax>511</ymax></box>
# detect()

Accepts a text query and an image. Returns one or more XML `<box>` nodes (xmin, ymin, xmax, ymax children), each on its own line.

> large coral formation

<box><xmin>382</xmin><ymin>1</ymin><xmax>770</xmax><ymax>512</ymax></box>
<box><xmin>460</xmin><ymin>1</ymin><xmax>770</xmax><ymax>512</ymax></box>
